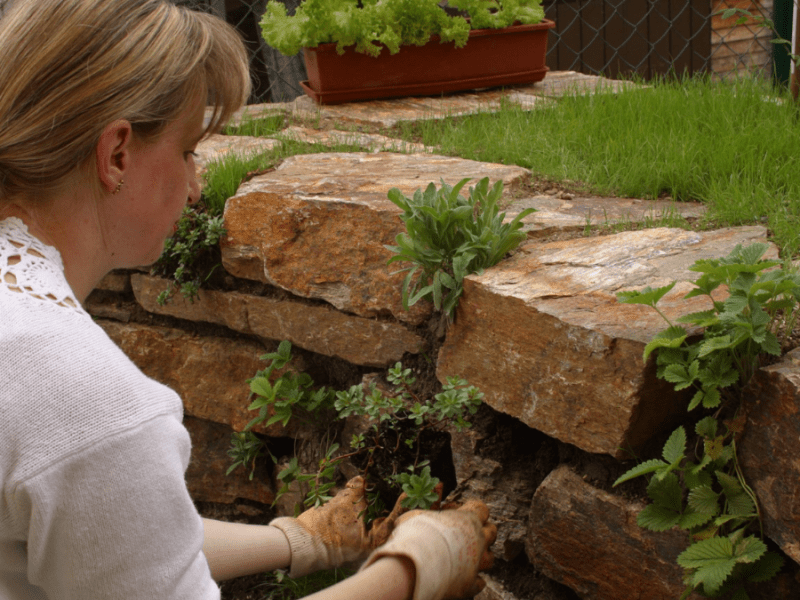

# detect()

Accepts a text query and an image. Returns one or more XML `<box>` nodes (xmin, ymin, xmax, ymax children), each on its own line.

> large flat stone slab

<box><xmin>740</xmin><ymin>348</ymin><xmax>800</xmax><ymax>565</ymax></box>
<box><xmin>132</xmin><ymin>274</ymin><xmax>425</xmax><ymax>367</ymax></box>
<box><xmin>97</xmin><ymin>319</ymin><xmax>299</xmax><ymax>436</ymax></box>
<box><xmin>290</xmin><ymin>71</ymin><xmax>630</xmax><ymax>128</ymax></box>
<box><xmin>506</xmin><ymin>195</ymin><xmax>706</xmax><ymax>236</ymax></box>
<box><xmin>279</xmin><ymin>125</ymin><xmax>435</xmax><ymax>153</ymax></box>
<box><xmin>437</xmin><ymin>226</ymin><xmax>774</xmax><ymax>456</ymax></box>
<box><xmin>221</xmin><ymin>152</ymin><xmax>529</xmax><ymax>324</ymax></box>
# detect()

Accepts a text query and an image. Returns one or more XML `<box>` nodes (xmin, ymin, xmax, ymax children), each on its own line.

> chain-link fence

<box><xmin>179</xmin><ymin>0</ymin><xmax>783</xmax><ymax>102</ymax></box>
<box><xmin>542</xmin><ymin>1</ymin><xmax>776</xmax><ymax>81</ymax></box>
<box><xmin>0</xmin><ymin>0</ymin><xmax>788</xmax><ymax>102</ymax></box>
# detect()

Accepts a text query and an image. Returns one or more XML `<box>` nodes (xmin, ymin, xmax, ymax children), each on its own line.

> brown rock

<box><xmin>448</xmin><ymin>422</ymin><xmax>537</xmax><ymax>561</ymax></box>
<box><xmin>184</xmin><ymin>416</ymin><xmax>275</xmax><ymax>505</ymax></box>
<box><xmin>526</xmin><ymin>465</ymin><xmax>693</xmax><ymax>600</ymax></box>
<box><xmin>505</xmin><ymin>195</ymin><xmax>706</xmax><ymax>237</ymax></box>
<box><xmin>94</xmin><ymin>271</ymin><xmax>132</xmax><ymax>293</ymax></box>
<box><xmin>97</xmin><ymin>319</ymin><xmax>307</xmax><ymax>437</ymax></box>
<box><xmin>221</xmin><ymin>152</ymin><xmax>529</xmax><ymax>325</ymax></box>
<box><xmin>438</xmin><ymin>227</ymin><xmax>773</xmax><ymax>456</ymax></box>
<box><xmin>740</xmin><ymin>348</ymin><xmax>800</xmax><ymax>565</ymax></box>
<box><xmin>131</xmin><ymin>274</ymin><xmax>425</xmax><ymax>368</ymax></box>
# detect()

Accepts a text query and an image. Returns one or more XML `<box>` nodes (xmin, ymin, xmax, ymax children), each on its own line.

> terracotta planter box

<box><xmin>300</xmin><ymin>19</ymin><xmax>556</xmax><ymax>104</ymax></box>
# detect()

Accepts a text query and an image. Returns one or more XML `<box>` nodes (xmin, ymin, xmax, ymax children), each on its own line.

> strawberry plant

<box><xmin>614</xmin><ymin>243</ymin><xmax>800</xmax><ymax>598</ymax></box>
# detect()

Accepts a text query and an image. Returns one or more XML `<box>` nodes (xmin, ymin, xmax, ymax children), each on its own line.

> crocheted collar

<box><xmin>0</xmin><ymin>216</ymin><xmax>82</xmax><ymax>311</ymax></box>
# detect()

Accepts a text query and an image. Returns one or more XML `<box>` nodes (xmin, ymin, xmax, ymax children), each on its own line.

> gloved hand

<box><xmin>270</xmin><ymin>476</ymin><xmax>408</xmax><ymax>577</ymax></box>
<box><xmin>360</xmin><ymin>500</ymin><xmax>497</xmax><ymax>600</ymax></box>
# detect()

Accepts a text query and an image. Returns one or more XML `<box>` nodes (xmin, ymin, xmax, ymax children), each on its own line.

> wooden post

<box><xmin>791</xmin><ymin>0</ymin><xmax>799</xmax><ymax>100</ymax></box>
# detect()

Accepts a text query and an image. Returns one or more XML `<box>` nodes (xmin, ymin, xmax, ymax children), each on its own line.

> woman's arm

<box><xmin>201</xmin><ymin>519</ymin><xmax>291</xmax><ymax>581</ymax></box>
<box><xmin>202</xmin><ymin>518</ymin><xmax>414</xmax><ymax>600</ymax></box>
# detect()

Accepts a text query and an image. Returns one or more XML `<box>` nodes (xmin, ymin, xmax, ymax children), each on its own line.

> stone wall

<box><xmin>85</xmin><ymin>147</ymin><xmax>800</xmax><ymax>598</ymax></box>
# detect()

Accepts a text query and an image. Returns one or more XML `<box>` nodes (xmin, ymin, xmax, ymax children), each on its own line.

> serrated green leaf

<box><xmin>688</xmin><ymin>485</ymin><xmax>720</xmax><ymax>516</ymax></box>
<box><xmin>616</xmin><ymin>282</ymin><xmax>676</xmax><ymax>306</ymax></box>
<box><xmin>676</xmin><ymin>309</ymin><xmax>719</xmax><ymax>326</ymax></box>
<box><xmin>717</xmin><ymin>471</ymin><xmax>756</xmax><ymax>516</ymax></box>
<box><xmin>613</xmin><ymin>458</ymin><xmax>668</xmax><ymax>486</ymax></box>
<box><xmin>679</xmin><ymin>508</ymin><xmax>714</xmax><ymax>530</ymax></box>
<box><xmin>648</xmin><ymin>472</ymin><xmax>683</xmax><ymax>511</ymax></box>
<box><xmin>637</xmin><ymin>504</ymin><xmax>681</xmax><ymax>531</ymax></box>
<box><xmin>678</xmin><ymin>537</ymin><xmax>737</xmax><ymax>594</ymax></box>
<box><xmin>702</xmin><ymin>386</ymin><xmax>722</xmax><ymax>409</ymax></box>
<box><xmin>760</xmin><ymin>331</ymin><xmax>782</xmax><ymax>356</ymax></box>
<box><xmin>643</xmin><ymin>326</ymin><xmax>688</xmax><ymax>362</ymax></box>
<box><xmin>732</xmin><ymin>535</ymin><xmax>767</xmax><ymax>564</ymax></box>
<box><xmin>744</xmin><ymin>551</ymin><xmax>784</xmax><ymax>582</ymax></box>
<box><xmin>695</xmin><ymin>416</ymin><xmax>718</xmax><ymax>439</ymax></box>
<box><xmin>721</xmin><ymin>294</ymin><xmax>748</xmax><ymax>316</ymax></box>
<box><xmin>688</xmin><ymin>389</ymin><xmax>705</xmax><ymax>411</ymax></box>
<box><xmin>698</xmin><ymin>335</ymin><xmax>733</xmax><ymax>357</ymax></box>
<box><xmin>663</xmin><ymin>364</ymin><xmax>696</xmax><ymax>390</ymax></box>
<box><xmin>679</xmin><ymin>536</ymin><xmax>734</xmax><ymax>568</ymax></box>
<box><xmin>662</xmin><ymin>427</ymin><xmax>687</xmax><ymax>464</ymax></box>
<box><xmin>685</xmin><ymin>460</ymin><xmax>714</xmax><ymax>489</ymax></box>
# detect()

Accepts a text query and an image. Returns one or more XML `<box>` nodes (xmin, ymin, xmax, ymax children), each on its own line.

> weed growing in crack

<box><xmin>614</xmin><ymin>243</ymin><xmax>800</xmax><ymax>598</ymax></box>
<box><xmin>385</xmin><ymin>177</ymin><xmax>534</xmax><ymax>320</ymax></box>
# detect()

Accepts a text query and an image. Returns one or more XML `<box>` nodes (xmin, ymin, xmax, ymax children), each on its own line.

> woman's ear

<box><xmin>96</xmin><ymin>119</ymin><xmax>133</xmax><ymax>194</ymax></box>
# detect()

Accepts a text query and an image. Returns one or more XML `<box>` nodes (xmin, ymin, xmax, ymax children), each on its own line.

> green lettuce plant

<box><xmin>385</xmin><ymin>177</ymin><xmax>534</xmax><ymax>319</ymax></box>
<box><xmin>260</xmin><ymin>0</ymin><xmax>545</xmax><ymax>57</ymax></box>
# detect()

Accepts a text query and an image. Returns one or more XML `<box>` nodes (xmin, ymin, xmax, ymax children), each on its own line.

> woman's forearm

<box><xmin>303</xmin><ymin>556</ymin><xmax>415</xmax><ymax>600</ymax></box>
<box><xmin>202</xmin><ymin>518</ymin><xmax>292</xmax><ymax>581</ymax></box>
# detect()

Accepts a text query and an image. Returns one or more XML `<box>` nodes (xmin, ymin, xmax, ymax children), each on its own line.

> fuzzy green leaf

<box><xmin>637</xmin><ymin>504</ymin><xmax>681</xmax><ymax>531</ymax></box>
<box><xmin>697</xmin><ymin>335</ymin><xmax>734</xmax><ymax>357</ymax></box>
<box><xmin>688</xmin><ymin>485</ymin><xmax>720</xmax><ymax>516</ymax></box>
<box><xmin>759</xmin><ymin>331</ymin><xmax>782</xmax><ymax>356</ymax></box>
<box><xmin>744</xmin><ymin>551</ymin><xmax>784</xmax><ymax>582</ymax></box>
<box><xmin>701</xmin><ymin>386</ymin><xmax>722</xmax><ymax>409</ymax></box>
<box><xmin>663</xmin><ymin>364</ymin><xmax>697</xmax><ymax>391</ymax></box>
<box><xmin>616</xmin><ymin>282</ymin><xmax>676</xmax><ymax>307</ymax></box>
<box><xmin>643</xmin><ymin>326</ymin><xmax>688</xmax><ymax>362</ymax></box>
<box><xmin>678</xmin><ymin>537</ymin><xmax>737</xmax><ymax>594</ymax></box>
<box><xmin>662</xmin><ymin>427</ymin><xmax>687</xmax><ymax>465</ymax></box>
<box><xmin>613</xmin><ymin>458</ymin><xmax>668</xmax><ymax>486</ymax></box>
<box><xmin>675</xmin><ymin>309</ymin><xmax>718</xmax><ymax>327</ymax></box>
<box><xmin>647</xmin><ymin>472</ymin><xmax>683</xmax><ymax>511</ymax></box>
<box><xmin>716</xmin><ymin>471</ymin><xmax>756</xmax><ymax>516</ymax></box>
<box><xmin>695</xmin><ymin>417</ymin><xmax>718</xmax><ymax>439</ymax></box>
<box><xmin>678</xmin><ymin>508</ymin><xmax>714</xmax><ymax>530</ymax></box>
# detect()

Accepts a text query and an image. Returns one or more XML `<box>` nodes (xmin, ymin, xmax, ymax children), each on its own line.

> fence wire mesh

<box><xmin>0</xmin><ymin>0</ymin><xmax>787</xmax><ymax>103</ymax></box>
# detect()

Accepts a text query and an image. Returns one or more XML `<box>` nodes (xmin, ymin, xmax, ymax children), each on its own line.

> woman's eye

<box><xmin>185</xmin><ymin>151</ymin><xmax>199</xmax><ymax>160</ymax></box>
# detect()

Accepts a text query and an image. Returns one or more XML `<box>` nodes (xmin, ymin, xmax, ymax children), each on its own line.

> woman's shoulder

<box><xmin>0</xmin><ymin>290</ymin><xmax>184</xmax><ymax>478</ymax></box>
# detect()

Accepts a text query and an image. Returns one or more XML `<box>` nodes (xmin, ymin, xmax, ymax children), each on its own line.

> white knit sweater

<box><xmin>0</xmin><ymin>217</ymin><xmax>219</xmax><ymax>599</ymax></box>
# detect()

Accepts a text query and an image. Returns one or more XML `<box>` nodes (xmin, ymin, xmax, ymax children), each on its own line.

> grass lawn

<box><xmin>389</xmin><ymin>75</ymin><xmax>800</xmax><ymax>255</ymax></box>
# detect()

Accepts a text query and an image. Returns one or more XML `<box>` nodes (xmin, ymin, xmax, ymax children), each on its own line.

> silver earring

<box><xmin>112</xmin><ymin>179</ymin><xmax>124</xmax><ymax>195</ymax></box>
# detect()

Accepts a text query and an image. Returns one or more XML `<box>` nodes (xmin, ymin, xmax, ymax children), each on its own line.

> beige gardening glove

<box><xmin>359</xmin><ymin>500</ymin><xmax>497</xmax><ymax>600</ymax></box>
<box><xmin>270</xmin><ymin>476</ymin><xmax>408</xmax><ymax>577</ymax></box>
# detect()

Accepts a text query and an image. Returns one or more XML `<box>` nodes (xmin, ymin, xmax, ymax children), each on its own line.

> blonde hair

<box><xmin>0</xmin><ymin>0</ymin><xmax>251</xmax><ymax>200</ymax></box>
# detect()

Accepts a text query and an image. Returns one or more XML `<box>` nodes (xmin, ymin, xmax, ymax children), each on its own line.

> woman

<box><xmin>0</xmin><ymin>1</ymin><xmax>495</xmax><ymax>599</ymax></box>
